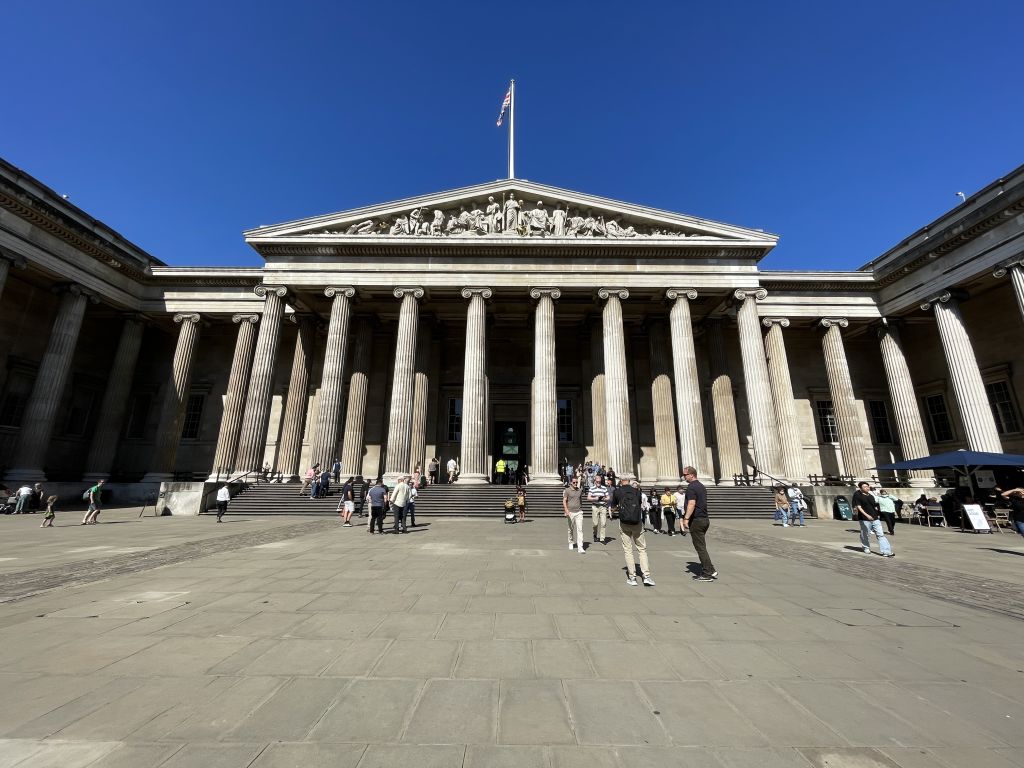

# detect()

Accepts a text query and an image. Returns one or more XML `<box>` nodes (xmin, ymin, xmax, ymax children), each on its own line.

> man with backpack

<box><xmin>611</xmin><ymin>477</ymin><xmax>654</xmax><ymax>586</ymax></box>
<box><xmin>81</xmin><ymin>479</ymin><xmax>105</xmax><ymax>525</ymax></box>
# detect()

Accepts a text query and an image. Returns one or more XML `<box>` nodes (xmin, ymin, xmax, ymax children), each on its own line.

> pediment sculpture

<box><xmin>318</xmin><ymin>194</ymin><xmax>702</xmax><ymax>239</ymax></box>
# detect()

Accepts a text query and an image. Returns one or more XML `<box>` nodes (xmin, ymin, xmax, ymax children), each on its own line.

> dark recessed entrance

<box><xmin>492</xmin><ymin>420</ymin><xmax>528</xmax><ymax>484</ymax></box>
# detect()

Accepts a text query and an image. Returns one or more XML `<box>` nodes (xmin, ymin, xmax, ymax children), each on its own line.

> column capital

<box><xmin>529</xmin><ymin>287</ymin><xmax>561</xmax><ymax>300</ymax></box>
<box><xmin>598</xmin><ymin>287</ymin><xmax>629</xmax><ymax>301</ymax></box>
<box><xmin>873</xmin><ymin>317</ymin><xmax>903</xmax><ymax>338</ymax></box>
<box><xmin>324</xmin><ymin>285</ymin><xmax>356</xmax><ymax>299</ymax></box>
<box><xmin>232</xmin><ymin>313</ymin><xmax>259</xmax><ymax>324</ymax></box>
<box><xmin>761</xmin><ymin>317</ymin><xmax>790</xmax><ymax>329</ymax></box>
<box><xmin>0</xmin><ymin>247</ymin><xmax>27</xmax><ymax>269</ymax></box>
<box><xmin>920</xmin><ymin>288</ymin><xmax>968</xmax><ymax>312</ymax></box>
<box><xmin>993</xmin><ymin>257</ymin><xmax>1024</xmax><ymax>279</ymax></box>
<box><xmin>460</xmin><ymin>287</ymin><xmax>493</xmax><ymax>300</ymax></box>
<box><xmin>173</xmin><ymin>312</ymin><xmax>202</xmax><ymax>325</ymax></box>
<box><xmin>818</xmin><ymin>317</ymin><xmax>849</xmax><ymax>330</ymax></box>
<box><xmin>733</xmin><ymin>287</ymin><xmax>767</xmax><ymax>303</ymax></box>
<box><xmin>393</xmin><ymin>286</ymin><xmax>425</xmax><ymax>300</ymax></box>
<box><xmin>254</xmin><ymin>284</ymin><xmax>288</xmax><ymax>299</ymax></box>
<box><xmin>53</xmin><ymin>283</ymin><xmax>100</xmax><ymax>304</ymax></box>
<box><xmin>666</xmin><ymin>288</ymin><xmax>698</xmax><ymax>301</ymax></box>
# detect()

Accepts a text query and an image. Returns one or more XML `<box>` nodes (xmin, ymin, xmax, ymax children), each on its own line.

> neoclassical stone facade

<box><xmin>2</xmin><ymin>159</ymin><xmax>1023</xmax><ymax>499</ymax></box>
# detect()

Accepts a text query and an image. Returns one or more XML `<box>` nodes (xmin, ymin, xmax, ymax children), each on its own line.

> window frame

<box><xmin>866</xmin><ymin>399</ymin><xmax>895</xmax><ymax>445</ymax></box>
<box><xmin>557</xmin><ymin>398</ymin><xmax>574</xmax><ymax>443</ymax></box>
<box><xmin>983</xmin><ymin>378</ymin><xmax>1021</xmax><ymax>436</ymax></box>
<box><xmin>922</xmin><ymin>392</ymin><xmax>955</xmax><ymax>444</ymax></box>
<box><xmin>180</xmin><ymin>392</ymin><xmax>206</xmax><ymax>440</ymax></box>
<box><xmin>446</xmin><ymin>397</ymin><xmax>463</xmax><ymax>443</ymax></box>
<box><xmin>813</xmin><ymin>399</ymin><xmax>839</xmax><ymax>444</ymax></box>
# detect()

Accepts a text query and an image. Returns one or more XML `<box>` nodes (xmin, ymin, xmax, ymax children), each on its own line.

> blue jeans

<box><xmin>789</xmin><ymin>501</ymin><xmax>804</xmax><ymax>526</ymax></box>
<box><xmin>859</xmin><ymin>519</ymin><xmax>892</xmax><ymax>555</ymax></box>
<box><xmin>1013</xmin><ymin>519</ymin><xmax>1024</xmax><ymax>537</ymax></box>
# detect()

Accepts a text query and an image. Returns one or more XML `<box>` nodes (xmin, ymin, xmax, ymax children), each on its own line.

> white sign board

<box><xmin>975</xmin><ymin>470</ymin><xmax>997</xmax><ymax>488</ymax></box>
<box><xmin>963</xmin><ymin>503</ymin><xmax>991</xmax><ymax>532</ymax></box>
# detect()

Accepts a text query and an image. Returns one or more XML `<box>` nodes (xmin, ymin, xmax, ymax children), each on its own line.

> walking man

<box><xmin>679</xmin><ymin>466</ymin><xmax>716</xmax><ymax>580</ymax></box>
<box><xmin>215</xmin><ymin>483</ymin><xmax>230</xmax><ymax>522</ymax></box>
<box><xmin>332</xmin><ymin>458</ymin><xmax>341</xmax><ymax>484</ymax></box>
<box><xmin>587</xmin><ymin>474</ymin><xmax>609</xmax><ymax>544</ymax></box>
<box><xmin>338</xmin><ymin>477</ymin><xmax>355</xmax><ymax>526</ymax></box>
<box><xmin>390</xmin><ymin>475</ymin><xmax>411</xmax><ymax>533</ymax></box>
<box><xmin>300</xmin><ymin>466</ymin><xmax>315</xmax><ymax>496</ymax></box>
<box><xmin>852</xmin><ymin>481</ymin><xmax>894</xmax><ymax>557</ymax></box>
<box><xmin>81</xmin><ymin>479</ymin><xmax>105</xmax><ymax>525</ymax></box>
<box><xmin>787</xmin><ymin>483</ymin><xmax>806</xmax><ymax>526</ymax></box>
<box><xmin>447</xmin><ymin>456</ymin><xmax>458</xmax><ymax>484</ymax></box>
<box><xmin>407</xmin><ymin>481</ymin><xmax>418</xmax><ymax>527</ymax></box>
<box><xmin>367</xmin><ymin>478</ymin><xmax>388</xmax><ymax>534</ymax></box>
<box><xmin>563</xmin><ymin>475</ymin><xmax>585</xmax><ymax>554</ymax></box>
<box><xmin>611</xmin><ymin>477</ymin><xmax>654</xmax><ymax>586</ymax></box>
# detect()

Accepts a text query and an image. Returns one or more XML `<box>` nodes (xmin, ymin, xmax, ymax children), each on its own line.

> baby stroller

<box><xmin>1</xmin><ymin>494</ymin><xmax>15</xmax><ymax>514</ymax></box>
<box><xmin>503</xmin><ymin>498</ymin><xmax>517</xmax><ymax>524</ymax></box>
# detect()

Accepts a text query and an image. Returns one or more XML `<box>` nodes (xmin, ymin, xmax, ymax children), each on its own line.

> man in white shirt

<box><xmin>14</xmin><ymin>485</ymin><xmax>33</xmax><ymax>514</ymax></box>
<box><xmin>673</xmin><ymin>486</ymin><xmax>688</xmax><ymax>536</ymax></box>
<box><xmin>446</xmin><ymin>458</ymin><xmax>458</xmax><ymax>484</ymax></box>
<box><xmin>216</xmin><ymin>484</ymin><xmax>230</xmax><ymax>523</ymax></box>
<box><xmin>390</xmin><ymin>476</ymin><xmax>411</xmax><ymax>533</ymax></box>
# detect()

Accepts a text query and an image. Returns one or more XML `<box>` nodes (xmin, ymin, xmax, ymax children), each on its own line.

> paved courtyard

<box><xmin>0</xmin><ymin>508</ymin><xmax>1022</xmax><ymax>768</ymax></box>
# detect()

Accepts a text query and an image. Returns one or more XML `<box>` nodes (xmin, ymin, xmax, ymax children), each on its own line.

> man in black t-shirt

<box><xmin>851</xmin><ymin>481</ymin><xmax>893</xmax><ymax>557</ymax></box>
<box><xmin>679</xmin><ymin>466</ymin><xmax>716</xmax><ymax>581</ymax></box>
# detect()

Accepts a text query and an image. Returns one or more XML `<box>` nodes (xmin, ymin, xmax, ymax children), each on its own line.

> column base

<box><xmin>656</xmin><ymin>476</ymin><xmax>683</xmax><ymax>487</ymax></box>
<box><xmin>456</xmin><ymin>473</ymin><xmax>489</xmax><ymax>484</ymax></box>
<box><xmin>4</xmin><ymin>468</ymin><xmax>47</xmax><ymax>484</ymax></box>
<box><xmin>140</xmin><ymin>472</ymin><xmax>174</xmax><ymax>484</ymax></box>
<box><xmin>529</xmin><ymin>472</ymin><xmax>562</xmax><ymax>486</ymax></box>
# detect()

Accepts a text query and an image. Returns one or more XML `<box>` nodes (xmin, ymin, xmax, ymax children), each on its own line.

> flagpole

<box><xmin>508</xmin><ymin>79</ymin><xmax>515</xmax><ymax>179</ymax></box>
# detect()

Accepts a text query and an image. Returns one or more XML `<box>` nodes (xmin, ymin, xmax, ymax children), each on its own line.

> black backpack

<box><xmin>618</xmin><ymin>487</ymin><xmax>642</xmax><ymax>525</ymax></box>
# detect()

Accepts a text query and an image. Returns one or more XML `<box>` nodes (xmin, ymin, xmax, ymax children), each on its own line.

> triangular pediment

<box><xmin>244</xmin><ymin>180</ymin><xmax>777</xmax><ymax>247</ymax></box>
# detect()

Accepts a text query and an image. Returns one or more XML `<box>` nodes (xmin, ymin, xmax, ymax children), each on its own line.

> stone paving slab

<box><xmin>0</xmin><ymin>513</ymin><xmax>1023</xmax><ymax>767</ymax></box>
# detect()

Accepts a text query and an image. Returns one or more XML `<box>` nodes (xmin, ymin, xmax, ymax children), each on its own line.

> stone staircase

<box><xmin>218</xmin><ymin>481</ymin><xmax>784</xmax><ymax>519</ymax></box>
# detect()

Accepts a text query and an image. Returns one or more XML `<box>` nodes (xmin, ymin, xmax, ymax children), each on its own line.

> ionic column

<box><xmin>208</xmin><ymin>314</ymin><xmax>259</xmax><ymax>480</ymax></box>
<box><xmin>734</xmin><ymin>289</ymin><xmax>781</xmax><ymax>476</ymax></box>
<box><xmin>234</xmin><ymin>286</ymin><xmax>289</xmax><ymax>473</ymax></box>
<box><xmin>459</xmin><ymin>288</ymin><xmax>490</xmax><ymax>483</ymax></box>
<box><xmin>666</xmin><ymin>289</ymin><xmax>707</xmax><ymax>479</ymax></box>
<box><xmin>876</xmin><ymin>319</ymin><xmax>934</xmax><ymax>487</ymax></box>
<box><xmin>647</xmin><ymin>320</ymin><xmax>680</xmax><ymax>484</ymax></box>
<box><xmin>310</xmin><ymin>286</ymin><xmax>356</xmax><ymax>470</ymax></box>
<box><xmin>530</xmin><ymin>288</ymin><xmax>561</xmax><ymax>485</ymax></box>
<box><xmin>762</xmin><ymin>318</ymin><xmax>806</xmax><ymax>481</ymax></box>
<box><xmin>599</xmin><ymin>288</ymin><xmax>634</xmax><ymax>477</ymax></box>
<box><xmin>993</xmin><ymin>258</ymin><xmax>1024</xmax><ymax>325</ymax></box>
<box><xmin>409</xmin><ymin>319</ymin><xmax>434</xmax><ymax>479</ymax></box>
<box><xmin>275</xmin><ymin>316</ymin><xmax>315</xmax><ymax>481</ymax></box>
<box><xmin>383</xmin><ymin>287</ymin><xmax>423</xmax><ymax>480</ymax></box>
<box><xmin>340</xmin><ymin>319</ymin><xmax>373</xmax><ymax>477</ymax></box>
<box><xmin>140</xmin><ymin>313</ymin><xmax>202</xmax><ymax>483</ymax></box>
<box><xmin>0</xmin><ymin>249</ymin><xmax>26</xmax><ymax>305</ymax></box>
<box><xmin>5</xmin><ymin>286</ymin><xmax>92</xmax><ymax>483</ymax></box>
<box><xmin>921</xmin><ymin>290</ymin><xmax>1002</xmax><ymax>452</ymax></box>
<box><xmin>707</xmin><ymin>319</ymin><xmax>742</xmax><ymax>483</ymax></box>
<box><xmin>83</xmin><ymin>315</ymin><xmax>145</xmax><ymax>482</ymax></box>
<box><xmin>589</xmin><ymin>323</ymin><xmax>608</xmax><ymax>465</ymax></box>
<box><xmin>819</xmin><ymin>318</ymin><xmax>869</xmax><ymax>477</ymax></box>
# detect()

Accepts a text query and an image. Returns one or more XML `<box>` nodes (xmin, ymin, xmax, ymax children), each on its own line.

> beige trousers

<box><xmin>619</xmin><ymin>521</ymin><xmax>650</xmax><ymax>578</ymax></box>
<box><xmin>591</xmin><ymin>505</ymin><xmax>607</xmax><ymax>541</ymax></box>
<box><xmin>566</xmin><ymin>511</ymin><xmax>584</xmax><ymax>548</ymax></box>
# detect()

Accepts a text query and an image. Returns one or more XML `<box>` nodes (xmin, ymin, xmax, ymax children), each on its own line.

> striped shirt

<box><xmin>587</xmin><ymin>485</ymin><xmax>609</xmax><ymax>507</ymax></box>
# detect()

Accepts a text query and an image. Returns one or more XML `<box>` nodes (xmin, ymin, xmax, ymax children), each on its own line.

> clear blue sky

<box><xmin>4</xmin><ymin>1</ymin><xmax>1021</xmax><ymax>270</ymax></box>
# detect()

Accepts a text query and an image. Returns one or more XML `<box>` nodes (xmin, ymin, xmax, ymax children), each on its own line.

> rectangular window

<box><xmin>125</xmin><ymin>391</ymin><xmax>152</xmax><ymax>439</ymax></box>
<box><xmin>815</xmin><ymin>400</ymin><xmax>838</xmax><ymax>443</ymax></box>
<box><xmin>557</xmin><ymin>398</ymin><xmax>573</xmax><ymax>443</ymax></box>
<box><xmin>181</xmin><ymin>394</ymin><xmax>205</xmax><ymax>439</ymax></box>
<box><xmin>867</xmin><ymin>400</ymin><xmax>894</xmax><ymax>444</ymax></box>
<box><xmin>62</xmin><ymin>384</ymin><xmax>100</xmax><ymax>437</ymax></box>
<box><xmin>923</xmin><ymin>393</ymin><xmax>954</xmax><ymax>443</ymax></box>
<box><xmin>446</xmin><ymin>398</ymin><xmax>462</xmax><ymax>443</ymax></box>
<box><xmin>0</xmin><ymin>368</ymin><xmax>36</xmax><ymax>428</ymax></box>
<box><xmin>985</xmin><ymin>380</ymin><xmax>1020</xmax><ymax>435</ymax></box>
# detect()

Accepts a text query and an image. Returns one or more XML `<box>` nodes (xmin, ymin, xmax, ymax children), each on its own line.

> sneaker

<box><xmin>642</xmin><ymin>575</ymin><xmax>656</xmax><ymax>587</ymax></box>
<box><xmin>708</xmin><ymin>571</ymin><xmax>718</xmax><ymax>579</ymax></box>
<box><xmin>626</xmin><ymin>575</ymin><xmax>638</xmax><ymax>586</ymax></box>
<box><xmin>578</xmin><ymin>548</ymin><xmax>586</xmax><ymax>555</ymax></box>
<box><xmin>885</xmin><ymin>553</ymin><xmax>895</xmax><ymax>558</ymax></box>
<box><xmin>782</xmin><ymin>523</ymin><xmax>789</xmax><ymax>527</ymax></box>
<box><xmin>863</xmin><ymin>548</ymin><xmax>871</xmax><ymax>554</ymax></box>
<box><xmin>695</xmin><ymin>574</ymin><xmax>715</xmax><ymax>582</ymax></box>
<box><xmin>343</xmin><ymin>522</ymin><xmax>352</xmax><ymax>527</ymax></box>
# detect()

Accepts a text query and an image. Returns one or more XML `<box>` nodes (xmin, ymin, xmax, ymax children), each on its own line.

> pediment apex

<box><xmin>244</xmin><ymin>179</ymin><xmax>778</xmax><ymax>245</ymax></box>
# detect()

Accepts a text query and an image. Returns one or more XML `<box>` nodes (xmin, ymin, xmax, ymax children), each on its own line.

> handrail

<box><xmin>200</xmin><ymin>468</ymin><xmax>261</xmax><ymax>513</ymax></box>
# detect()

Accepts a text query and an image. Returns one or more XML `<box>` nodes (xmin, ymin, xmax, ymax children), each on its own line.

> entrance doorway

<box><xmin>493</xmin><ymin>421</ymin><xmax>528</xmax><ymax>484</ymax></box>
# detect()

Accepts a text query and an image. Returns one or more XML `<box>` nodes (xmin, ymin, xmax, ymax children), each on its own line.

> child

<box><xmin>40</xmin><ymin>494</ymin><xmax>57</xmax><ymax>528</ymax></box>
<box><xmin>516</xmin><ymin>486</ymin><xmax>527</xmax><ymax>523</ymax></box>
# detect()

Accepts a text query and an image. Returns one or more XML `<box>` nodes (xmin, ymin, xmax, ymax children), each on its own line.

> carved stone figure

<box><xmin>551</xmin><ymin>205</ymin><xmax>567</xmax><ymax>236</ymax></box>
<box><xmin>485</xmin><ymin>196</ymin><xmax>501</xmax><ymax>233</ymax></box>
<box><xmin>605</xmin><ymin>219</ymin><xmax>637</xmax><ymax>238</ymax></box>
<box><xmin>567</xmin><ymin>214</ymin><xmax>585</xmax><ymax>237</ymax></box>
<box><xmin>469</xmin><ymin>207</ymin><xmax>485</xmax><ymax>232</ymax></box>
<box><xmin>430</xmin><ymin>209</ymin><xmax>445</xmax><ymax>236</ymax></box>
<box><xmin>409</xmin><ymin>208</ymin><xmax>424</xmax><ymax>236</ymax></box>
<box><xmin>527</xmin><ymin>201</ymin><xmax>548</xmax><ymax>236</ymax></box>
<box><xmin>504</xmin><ymin>194</ymin><xmax>521</xmax><ymax>233</ymax></box>
<box><xmin>346</xmin><ymin>219</ymin><xmax>376</xmax><ymax>235</ymax></box>
<box><xmin>389</xmin><ymin>214</ymin><xmax>410</xmax><ymax>235</ymax></box>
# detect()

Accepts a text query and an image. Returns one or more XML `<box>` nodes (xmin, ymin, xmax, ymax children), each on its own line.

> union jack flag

<box><xmin>496</xmin><ymin>87</ymin><xmax>511</xmax><ymax>126</ymax></box>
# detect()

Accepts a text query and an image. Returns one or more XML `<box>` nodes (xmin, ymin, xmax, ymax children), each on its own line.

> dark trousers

<box><xmin>689</xmin><ymin>517</ymin><xmax>715</xmax><ymax>574</ymax></box>
<box><xmin>391</xmin><ymin>503</ymin><xmax>406</xmax><ymax>533</ymax></box>
<box><xmin>664</xmin><ymin>508</ymin><xmax>676</xmax><ymax>532</ymax></box>
<box><xmin>650</xmin><ymin>508</ymin><xmax>662</xmax><ymax>531</ymax></box>
<box><xmin>216</xmin><ymin>501</ymin><xmax>227</xmax><ymax>520</ymax></box>
<box><xmin>880</xmin><ymin>511</ymin><xmax>896</xmax><ymax>535</ymax></box>
<box><xmin>370</xmin><ymin>505</ymin><xmax>385</xmax><ymax>533</ymax></box>
<box><xmin>407</xmin><ymin>502</ymin><xmax>416</xmax><ymax>527</ymax></box>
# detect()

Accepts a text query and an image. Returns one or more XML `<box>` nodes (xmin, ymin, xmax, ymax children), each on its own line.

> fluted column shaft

<box><xmin>0</xmin><ymin>251</ymin><xmax>24</xmax><ymax>305</ymax></box>
<box><xmin>763</xmin><ymin>319</ymin><xmax>806</xmax><ymax>481</ymax></box>
<box><xmin>735</xmin><ymin>290</ymin><xmax>781</xmax><ymax>476</ymax></box>
<box><xmin>459</xmin><ymin>288</ymin><xmax>490</xmax><ymax>483</ymax></box>
<box><xmin>141</xmin><ymin>314</ymin><xmax>201</xmax><ymax>482</ymax></box>
<box><xmin>235</xmin><ymin>286</ymin><xmax>288</xmax><ymax>473</ymax></box>
<box><xmin>384</xmin><ymin>288</ymin><xmax>422</xmax><ymax>480</ymax></box>
<box><xmin>340</xmin><ymin>319</ymin><xmax>373</xmax><ymax>477</ymax></box>
<box><xmin>648</xmin><ymin>321</ymin><xmax>680</xmax><ymax>483</ymax></box>
<box><xmin>5</xmin><ymin>287</ymin><xmax>90</xmax><ymax>483</ymax></box>
<box><xmin>531</xmin><ymin>288</ymin><xmax>561</xmax><ymax>485</ymax></box>
<box><xmin>309</xmin><ymin>286</ymin><xmax>355</xmax><ymax>469</ymax></box>
<box><xmin>276</xmin><ymin>317</ymin><xmax>315</xmax><ymax>481</ymax></box>
<box><xmin>589</xmin><ymin>324</ymin><xmax>608</xmax><ymax>465</ymax></box>
<box><xmin>409</xmin><ymin>320</ymin><xmax>434</xmax><ymax>478</ymax></box>
<box><xmin>708</xmin><ymin>320</ymin><xmax>742</xmax><ymax>483</ymax></box>
<box><xmin>83</xmin><ymin>316</ymin><xmax>145</xmax><ymax>482</ymax></box>
<box><xmin>601</xmin><ymin>289</ymin><xmax>634</xmax><ymax>477</ymax></box>
<box><xmin>924</xmin><ymin>292</ymin><xmax>1002</xmax><ymax>452</ymax></box>
<box><xmin>667</xmin><ymin>289</ymin><xmax>707</xmax><ymax>479</ymax></box>
<box><xmin>209</xmin><ymin>314</ymin><xmax>258</xmax><ymax>479</ymax></box>
<box><xmin>877</xmin><ymin>320</ymin><xmax>934</xmax><ymax>487</ymax></box>
<box><xmin>819</xmin><ymin>319</ymin><xmax>869</xmax><ymax>477</ymax></box>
